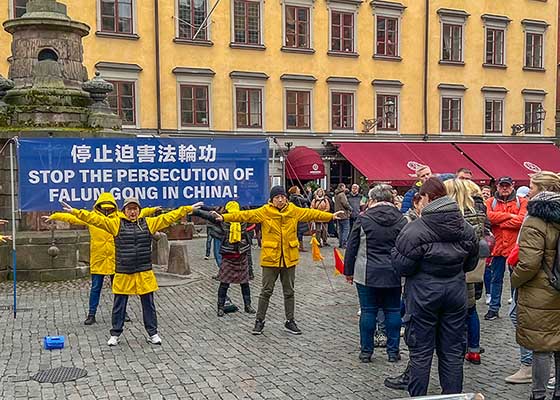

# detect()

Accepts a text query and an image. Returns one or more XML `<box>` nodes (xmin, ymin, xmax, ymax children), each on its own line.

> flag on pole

<box><xmin>334</xmin><ymin>248</ymin><xmax>345</xmax><ymax>276</ymax></box>
<box><xmin>310</xmin><ymin>235</ymin><xmax>323</xmax><ymax>262</ymax></box>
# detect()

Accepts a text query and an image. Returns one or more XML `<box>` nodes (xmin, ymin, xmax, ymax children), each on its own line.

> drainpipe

<box><xmin>154</xmin><ymin>0</ymin><xmax>162</xmax><ymax>134</ymax></box>
<box><xmin>422</xmin><ymin>0</ymin><xmax>430</xmax><ymax>141</ymax></box>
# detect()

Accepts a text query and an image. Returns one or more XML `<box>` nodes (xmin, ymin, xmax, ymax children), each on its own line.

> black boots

<box><xmin>84</xmin><ymin>315</ymin><xmax>96</xmax><ymax>325</ymax></box>
<box><xmin>217</xmin><ymin>297</ymin><xmax>226</xmax><ymax>317</ymax></box>
<box><xmin>384</xmin><ymin>364</ymin><xmax>410</xmax><ymax>391</ymax></box>
<box><xmin>243</xmin><ymin>294</ymin><xmax>256</xmax><ymax>314</ymax></box>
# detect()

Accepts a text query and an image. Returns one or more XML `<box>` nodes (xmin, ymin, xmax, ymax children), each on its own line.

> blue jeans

<box><xmin>484</xmin><ymin>263</ymin><xmax>492</xmax><ymax>295</ymax></box>
<box><xmin>509</xmin><ymin>289</ymin><xmax>533</xmax><ymax>366</ymax></box>
<box><xmin>89</xmin><ymin>274</ymin><xmax>110</xmax><ymax>316</ymax></box>
<box><xmin>466</xmin><ymin>305</ymin><xmax>480</xmax><ymax>352</ymax></box>
<box><xmin>376</xmin><ymin>309</ymin><xmax>386</xmax><ymax>334</ymax></box>
<box><xmin>356</xmin><ymin>284</ymin><xmax>401</xmax><ymax>356</ymax></box>
<box><xmin>489</xmin><ymin>256</ymin><xmax>506</xmax><ymax>312</ymax></box>
<box><xmin>338</xmin><ymin>219</ymin><xmax>350</xmax><ymax>248</ymax></box>
<box><xmin>205</xmin><ymin>235</ymin><xmax>213</xmax><ymax>257</ymax></box>
<box><xmin>213</xmin><ymin>238</ymin><xmax>222</xmax><ymax>269</ymax></box>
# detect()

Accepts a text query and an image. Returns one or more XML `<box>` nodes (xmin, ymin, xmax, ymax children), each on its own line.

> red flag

<box><xmin>334</xmin><ymin>248</ymin><xmax>345</xmax><ymax>276</ymax></box>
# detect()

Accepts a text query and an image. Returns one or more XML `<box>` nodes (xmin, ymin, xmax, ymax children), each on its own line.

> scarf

<box><xmin>225</xmin><ymin>201</ymin><xmax>241</xmax><ymax>243</ymax></box>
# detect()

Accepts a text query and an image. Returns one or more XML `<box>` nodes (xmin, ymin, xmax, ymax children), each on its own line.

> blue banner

<box><xmin>18</xmin><ymin>137</ymin><xmax>269</xmax><ymax>211</ymax></box>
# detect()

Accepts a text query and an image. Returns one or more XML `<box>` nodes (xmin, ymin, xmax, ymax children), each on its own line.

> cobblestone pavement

<box><xmin>0</xmin><ymin>237</ymin><xmax>534</xmax><ymax>399</ymax></box>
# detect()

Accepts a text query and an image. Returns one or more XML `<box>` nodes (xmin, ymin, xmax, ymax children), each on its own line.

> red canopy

<box><xmin>455</xmin><ymin>143</ymin><xmax>560</xmax><ymax>184</ymax></box>
<box><xmin>285</xmin><ymin>146</ymin><xmax>326</xmax><ymax>180</ymax></box>
<box><xmin>335</xmin><ymin>142</ymin><xmax>491</xmax><ymax>186</ymax></box>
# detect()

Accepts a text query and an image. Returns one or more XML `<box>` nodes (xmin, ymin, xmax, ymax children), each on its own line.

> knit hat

<box><xmin>516</xmin><ymin>186</ymin><xmax>530</xmax><ymax>198</ymax></box>
<box><xmin>122</xmin><ymin>197</ymin><xmax>141</xmax><ymax>210</ymax></box>
<box><xmin>270</xmin><ymin>186</ymin><xmax>287</xmax><ymax>201</ymax></box>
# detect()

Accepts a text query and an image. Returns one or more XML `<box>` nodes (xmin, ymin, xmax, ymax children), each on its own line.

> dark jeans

<box><xmin>218</xmin><ymin>282</ymin><xmax>251</xmax><ymax>306</ymax></box>
<box><xmin>533</xmin><ymin>352</ymin><xmax>560</xmax><ymax>399</ymax></box>
<box><xmin>355</xmin><ymin>284</ymin><xmax>401</xmax><ymax>356</ymax></box>
<box><xmin>489</xmin><ymin>256</ymin><xmax>506</xmax><ymax>313</ymax></box>
<box><xmin>484</xmin><ymin>263</ymin><xmax>491</xmax><ymax>295</ymax></box>
<box><xmin>213</xmin><ymin>238</ymin><xmax>222</xmax><ymax>269</ymax></box>
<box><xmin>466</xmin><ymin>305</ymin><xmax>480</xmax><ymax>353</ymax></box>
<box><xmin>110</xmin><ymin>292</ymin><xmax>157</xmax><ymax>337</ymax></box>
<box><xmin>205</xmin><ymin>235</ymin><xmax>213</xmax><ymax>257</ymax></box>
<box><xmin>337</xmin><ymin>219</ymin><xmax>350</xmax><ymax>248</ymax></box>
<box><xmin>257</xmin><ymin>266</ymin><xmax>296</xmax><ymax>321</ymax></box>
<box><xmin>89</xmin><ymin>274</ymin><xmax>112</xmax><ymax>316</ymax></box>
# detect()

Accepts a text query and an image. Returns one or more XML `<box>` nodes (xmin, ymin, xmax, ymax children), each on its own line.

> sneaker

<box><xmin>505</xmin><ymin>365</ymin><xmax>532</xmax><ymax>384</ymax></box>
<box><xmin>124</xmin><ymin>313</ymin><xmax>131</xmax><ymax>323</ymax></box>
<box><xmin>548</xmin><ymin>377</ymin><xmax>556</xmax><ymax>390</ymax></box>
<box><xmin>217</xmin><ymin>308</ymin><xmax>225</xmax><ymax>317</ymax></box>
<box><xmin>485</xmin><ymin>294</ymin><xmax>491</xmax><ymax>305</ymax></box>
<box><xmin>384</xmin><ymin>371</ymin><xmax>409</xmax><ymax>391</ymax></box>
<box><xmin>252</xmin><ymin>319</ymin><xmax>265</xmax><ymax>335</ymax></box>
<box><xmin>204</xmin><ymin>256</ymin><xmax>209</xmax><ymax>260</ymax></box>
<box><xmin>484</xmin><ymin>310</ymin><xmax>499</xmax><ymax>321</ymax></box>
<box><xmin>107</xmin><ymin>336</ymin><xmax>119</xmax><ymax>346</ymax></box>
<box><xmin>84</xmin><ymin>315</ymin><xmax>96</xmax><ymax>325</ymax></box>
<box><xmin>508</xmin><ymin>297</ymin><xmax>513</xmax><ymax>304</ymax></box>
<box><xmin>359</xmin><ymin>351</ymin><xmax>372</xmax><ymax>363</ymax></box>
<box><xmin>244</xmin><ymin>305</ymin><xmax>256</xmax><ymax>314</ymax></box>
<box><xmin>374</xmin><ymin>331</ymin><xmax>387</xmax><ymax>348</ymax></box>
<box><xmin>284</xmin><ymin>320</ymin><xmax>302</xmax><ymax>335</ymax></box>
<box><xmin>357</xmin><ymin>308</ymin><xmax>361</xmax><ymax>316</ymax></box>
<box><xmin>147</xmin><ymin>334</ymin><xmax>162</xmax><ymax>345</ymax></box>
<box><xmin>388</xmin><ymin>353</ymin><xmax>401</xmax><ymax>363</ymax></box>
<box><xmin>465</xmin><ymin>352</ymin><xmax>481</xmax><ymax>365</ymax></box>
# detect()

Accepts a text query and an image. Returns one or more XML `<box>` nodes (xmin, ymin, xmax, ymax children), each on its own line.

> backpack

<box><xmin>491</xmin><ymin>196</ymin><xmax>521</xmax><ymax>211</ymax></box>
<box><xmin>545</xmin><ymin>237</ymin><xmax>560</xmax><ymax>292</ymax></box>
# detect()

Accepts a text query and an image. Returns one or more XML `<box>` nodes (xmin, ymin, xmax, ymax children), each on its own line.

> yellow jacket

<box><xmin>50</xmin><ymin>192</ymin><xmax>158</xmax><ymax>275</ymax></box>
<box><xmin>223</xmin><ymin>203</ymin><xmax>332</xmax><ymax>268</ymax></box>
<box><xmin>70</xmin><ymin>205</ymin><xmax>193</xmax><ymax>295</ymax></box>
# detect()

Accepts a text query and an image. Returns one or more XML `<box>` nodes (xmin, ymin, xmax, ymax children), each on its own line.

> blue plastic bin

<box><xmin>44</xmin><ymin>336</ymin><xmax>65</xmax><ymax>350</ymax></box>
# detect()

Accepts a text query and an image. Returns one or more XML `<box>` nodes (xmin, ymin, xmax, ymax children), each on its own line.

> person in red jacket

<box><xmin>484</xmin><ymin>176</ymin><xmax>527</xmax><ymax>321</ymax></box>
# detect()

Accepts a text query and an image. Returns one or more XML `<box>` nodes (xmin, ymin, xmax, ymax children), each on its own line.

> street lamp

<box><xmin>361</xmin><ymin>98</ymin><xmax>395</xmax><ymax>133</ymax></box>
<box><xmin>511</xmin><ymin>104</ymin><xmax>546</xmax><ymax>135</ymax></box>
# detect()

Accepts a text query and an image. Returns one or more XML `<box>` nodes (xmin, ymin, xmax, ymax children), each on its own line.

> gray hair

<box><xmin>368</xmin><ymin>184</ymin><xmax>394</xmax><ymax>202</ymax></box>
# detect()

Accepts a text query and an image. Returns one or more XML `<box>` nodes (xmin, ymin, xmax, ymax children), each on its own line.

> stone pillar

<box><xmin>152</xmin><ymin>232</ymin><xmax>169</xmax><ymax>267</ymax></box>
<box><xmin>167</xmin><ymin>241</ymin><xmax>191</xmax><ymax>276</ymax></box>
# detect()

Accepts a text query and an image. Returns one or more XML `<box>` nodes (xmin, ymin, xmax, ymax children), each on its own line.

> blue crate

<box><xmin>44</xmin><ymin>336</ymin><xmax>65</xmax><ymax>350</ymax></box>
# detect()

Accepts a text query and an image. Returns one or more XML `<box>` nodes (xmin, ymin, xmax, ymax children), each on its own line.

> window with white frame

<box><xmin>438</xmin><ymin>8</ymin><xmax>469</xmax><ymax>63</ymax></box>
<box><xmin>482</xmin><ymin>87</ymin><xmax>507</xmax><ymax>135</ymax></box>
<box><xmin>232</xmin><ymin>0</ymin><xmax>262</xmax><ymax>45</ymax></box>
<box><xmin>327</xmin><ymin>0</ymin><xmax>360</xmax><ymax>55</ymax></box>
<box><xmin>173</xmin><ymin>67</ymin><xmax>215</xmax><ymax>130</ymax></box>
<box><xmin>438</xmin><ymin>84</ymin><xmax>466</xmax><ymax>134</ymax></box>
<box><xmin>372</xmin><ymin>1</ymin><xmax>405</xmax><ymax>59</ymax></box>
<box><xmin>521</xmin><ymin>89</ymin><xmax>546</xmax><ymax>135</ymax></box>
<box><xmin>372</xmin><ymin>79</ymin><xmax>402</xmax><ymax>133</ymax></box>
<box><xmin>12</xmin><ymin>0</ymin><xmax>27</xmax><ymax>18</ymax></box>
<box><xmin>177</xmin><ymin>0</ymin><xmax>208</xmax><ymax>41</ymax></box>
<box><xmin>522</xmin><ymin>19</ymin><xmax>548</xmax><ymax>70</ymax></box>
<box><xmin>230</xmin><ymin>71</ymin><xmax>268</xmax><ymax>131</ymax></box>
<box><xmin>285</xmin><ymin>6</ymin><xmax>310</xmax><ymax>49</ymax></box>
<box><xmin>482</xmin><ymin>14</ymin><xmax>510</xmax><ymax>67</ymax></box>
<box><xmin>327</xmin><ymin>77</ymin><xmax>359</xmax><ymax>131</ymax></box>
<box><xmin>99</xmin><ymin>0</ymin><xmax>134</xmax><ymax>34</ymax></box>
<box><xmin>281</xmin><ymin>74</ymin><xmax>315</xmax><ymax>131</ymax></box>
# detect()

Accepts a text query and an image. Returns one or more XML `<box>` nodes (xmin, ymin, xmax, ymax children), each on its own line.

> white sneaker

<box><xmin>508</xmin><ymin>298</ymin><xmax>513</xmax><ymax>304</ymax></box>
<box><xmin>107</xmin><ymin>336</ymin><xmax>119</xmax><ymax>346</ymax></box>
<box><xmin>357</xmin><ymin>308</ymin><xmax>361</xmax><ymax>316</ymax></box>
<box><xmin>485</xmin><ymin>294</ymin><xmax>491</xmax><ymax>305</ymax></box>
<box><xmin>147</xmin><ymin>333</ymin><xmax>162</xmax><ymax>345</ymax></box>
<box><xmin>548</xmin><ymin>377</ymin><xmax>556</xmax><ymax>390</ymax></box>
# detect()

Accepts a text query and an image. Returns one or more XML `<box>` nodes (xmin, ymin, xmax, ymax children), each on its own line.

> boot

<box><xmin>84</xmin><ymin>314</ymin><xmax>96</xmax><ymax>325</ymax></box>
<box><xmin>243</xmin><ymin>294</ymin><xmax>256</xmax><ymax>314</ymax></box>
<box><xmin>384</xmin><ymin>364</ymin><xmax>410</xmax><ymax>391</ymax></box>
<box><xmin>505</xmin><ymin>364</ymin><xmax>532</xmax><ymax>384</ymax></box>
<box><xmin>217</xmin><ymin>297</ymin><xmax>226</xmax><ymax>317</ymax></box>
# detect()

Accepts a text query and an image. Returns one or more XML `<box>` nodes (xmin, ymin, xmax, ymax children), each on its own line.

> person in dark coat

<box><xmin>392</xmin><ymin>177</ymin><xmax>479</xmax><ymax>397</ymax></box>
<box><xmin>344</xmin><ymin>184</ymin><xmax>407</xmax><ymax>363</ymax></box>
<box><xmin>289</xmin><ymin>186</ymin><xmax>310</xmax><ymax>252</ymax></box>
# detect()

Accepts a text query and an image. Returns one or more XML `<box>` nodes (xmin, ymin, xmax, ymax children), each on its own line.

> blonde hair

<box><xmin>463</xmin><ymin>179</ymin><xmax>483</xmax><ymax>197</ymax></box>
<box><xmin>530</xmin><ymin>171</ymin><xmax>560</xmax><ymax>193</ymax></box>
<box><xmin>444</xmin><ymin>179</ymin><xmax>475</xmax><ymax>215</ymax></box>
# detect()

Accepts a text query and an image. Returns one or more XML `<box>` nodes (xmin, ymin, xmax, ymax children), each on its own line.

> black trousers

<box><xmin>110</xmin><ymin>292</ymin><xmax>157</xmax><ymax>337</ymax></box>
<box><xmin>218</xmin><ymin>282</ymin><xmax>251</xmax><ymax>306</ymax></box>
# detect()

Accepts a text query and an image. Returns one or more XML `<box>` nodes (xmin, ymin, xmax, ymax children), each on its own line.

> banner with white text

<box><xmin>18</xmin><ymin>137</ymin><xmax>269</xmax><ymax>211</ymax></box>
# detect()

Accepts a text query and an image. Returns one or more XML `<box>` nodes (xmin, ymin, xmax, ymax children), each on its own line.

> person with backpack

<box><xmin>511</xmin><ymin>171</ymin><xmax>560</xmax><ymax>400</ymax></box>
<box><xmin>310</xmin><ymin>188</ymin><xmax>331</xmax><ymax>247</ymax></box>
<box><xmin>485</xmin><ymin>177</ymin><xmax>528</xmax><ymax>322</ymax></box>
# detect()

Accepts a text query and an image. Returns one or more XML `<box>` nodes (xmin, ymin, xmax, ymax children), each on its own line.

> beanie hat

<box><xmin>269</xmin><ymin>186</ymin><xmax>287</xmax><ymax>201</ymax></box>
<box><xmin>122</xmin><ymin>197</ymin><xmax>141</xmax><ymax>210</ymax></box>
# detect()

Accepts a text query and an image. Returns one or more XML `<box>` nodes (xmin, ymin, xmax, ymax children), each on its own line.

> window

<box><xmin>485</xmin><ymin>99</ymin><xmax>503</xmax><ymax>134</ymax></box>
<box><xmin>286</xmin><ymin>90</ymin><xmax>310</xmax><ymax>129</ymax></box>
<box><xmin>178</xmin><ymin>0</ymin><xmax>207</xmax><ymax>40</ymax></box>
<box><xmin>180</xmin><ymin>85</ymin><xmax>209</xmax><ymax>127</ymax></box>
<box><xmin>331</xmin><ymin>92</ymin><xmax>353</xmax><ymax>129</ymax></box>
<box><xmin>236</xmin><ymin>88</ymin><xmax>262</xmax><ymax>128</ymax></box>
<box><xmin>442</xmin><ymin>23</ymin><xmax>462</xmax><ymax>62</ymax></box>
<box><xmin>285</xmin><ymin>6</ymin><xmax>310</xmax><ymax>48</ymax></box>
<box><xmin>13</xmin><ymin>0</ymin><xmax>27</xmax><ymax>18</ymax></box>
<box><xmin>233</xmin><ymin>0</ymin><xmax>261</xmax><ymax>45</ymax></box>
<box><xmin>107</xmin><ymin>81</ymin><xmax>136</xmax><ymax>125</ymax></box>
<box><xmin>525</xmin><ymin>102</ymin><xmax>542</xmax><ymax>134</ymax></box>
<box><xmin>331</xmin><ymin>11</ymin><xmax>354</xmax><ymax>53</ymax></box>
<box><xmin>100</xmin><ymin>0</ymin><xmax>133</xmax><ymax>34</ymax></box>
<box><xmin>376</xmin><ymin>16</ymin><xmax>398</xmax><ymax>57</ymax></box>
<box><xmin>525</xmin><ymin>32</ymin><xmax>543</xmax><ymax>68</ymax></box>
<box><xmin>376</xmin><ymin>94</ymin><xmax>398</xmax><ymax>131</ymax></box>
<box><xmin>486</xmin><ymin>28</ymin><xmax>504</xmax><ymax>65</ymax></box>
<box><xmin>441</xmin><ymin>97</ymin><xmax>461</xmax><ymax>132</ymax></box>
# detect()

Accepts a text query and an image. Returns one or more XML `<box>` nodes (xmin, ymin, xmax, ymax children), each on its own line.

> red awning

<box><xmin>455</xmin><ymin>143</ymin><xmax>560</xmax><ymax>184</ymax></box>
<box><xmin>335</xmin><ymin>142</ymin><xmax>491</xmax><ymax>186</ymax></box>
<box><xmin>285</xmin><ymin>146</ymin><xmax>326</xmax><ymax>180</ymax></box>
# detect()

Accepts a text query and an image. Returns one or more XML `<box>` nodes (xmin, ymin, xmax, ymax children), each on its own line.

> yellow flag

<box><xmin>310</xmin><ymin>235</ymin><xmax>323</xmax><ymax>262</ymax></box>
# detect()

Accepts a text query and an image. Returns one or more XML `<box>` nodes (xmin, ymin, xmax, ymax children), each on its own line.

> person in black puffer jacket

<box><xmin>344</xmin><ymin>184</ymin><xmax>407</xmax><ymax>363</ymax></box>
<box><xmin>289</xmin><ymin>186</ymin><xmax>310</xmax><ymax>251</ymax></box>
<box><xmin>392</xmin><ymin>177</ymin><xmax>479</xmax><ymax>397</ymax></box>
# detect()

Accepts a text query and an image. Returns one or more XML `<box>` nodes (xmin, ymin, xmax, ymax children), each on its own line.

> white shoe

<box><xmin>508</xmin><ymin>298</ymin><xmax>513</xmax><ymax>304</ymax></box>
<box><xmin>107</xmin><ymin>336</ymin><xmax>119</xmax><ymax>346</ymax></box>
<box><xmin>548</xmin><ymin>377</ymin><xmax>556</xmax><ymax>390</ymax></box>
<box><xmin>357</xmin><ymin>308</ymin><xmax>361</xmax><ymax>316</ymax></box>
<box><xmin>147</xmin><ymin>333</ymin><xmax>162</xmax><ymax>345</ymax></box>
<box><xmin>485</xmin><ymin>294</ymin><xmax>491</xmax><ymax>305</ymax></box>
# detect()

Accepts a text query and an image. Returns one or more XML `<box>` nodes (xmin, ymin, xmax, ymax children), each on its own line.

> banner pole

<box><xmin>10</xmin><ymin>140</ymin><xmax>16</xmax><ymax>318</ymax></box>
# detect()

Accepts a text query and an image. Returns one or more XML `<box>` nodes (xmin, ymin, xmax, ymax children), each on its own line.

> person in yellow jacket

<box><xmin>214</xmin><ymin>185</ymin><xmax>345</xmax><ymax>335</ymax></box>
<box><xmin>55</xmin><ymin>197</ymin><xmax>201</xmax><ymax>346</ymax></box>
<box><xmin>46</xmin><ymin>192</ymin><xmax>160</xmax><ymax>326</ymax></box>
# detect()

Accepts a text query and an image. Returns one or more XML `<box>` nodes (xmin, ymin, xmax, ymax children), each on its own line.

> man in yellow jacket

<box><xmin>46</xmin><ymin>192</ymin><xmax>159</xmax><ymax>325</ymax></box>
<box><xmin>214</xmin><ymin>186</ymin><xmax>344</xmax><ymax>335</ymax></box>
<box><xmin>56</xmin><ymin>197</ymin><xmax>201</xmax><ymax>346</ymax></box>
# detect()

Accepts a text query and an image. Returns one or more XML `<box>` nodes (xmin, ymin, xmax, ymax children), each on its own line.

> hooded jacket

<box><xmin>344</xmin><ymin>203</ymin><xmax>407</xmax><ymax>287</ymax></box>
<box><xmin>486</xmin><ymin>191</ymin><xmax>527</xmax><ymax>257</ymax></box>
<box><xmin>392</xmin><ymin>196</ymin><xmax>479</xmax><ymax>279</ymax></box>
<box><xmin>347</xmin><ymin>192</ymin><xmax>363</xmax><ymax>219</ymax></box>
<box><xmin>222</xmin><ymin>202</ymin><xmax>332</xmax><ymax>268</ymax></box>
<box><xmin>512</xmin><ymin>192</ymin><xmax>560</xmax><ymax>352</ymax></box>
<box><xmin>334</xmin><ymin>187</ymin><xmax>352</xmax><ymax>219</ymax></box>
<box><xmin>192</xmin><ymin>209</ymin><xmax>251</xmax><ymax>255</ymax></box>
<box><xmin>401</xmin><ymin>181</ymin><xmax>422</xmax><ymax>213</ymax></box>
<box><xmin>49</xmin><ymin>192</ymin><xmax>158</xmax><ymax>275</ymax></box>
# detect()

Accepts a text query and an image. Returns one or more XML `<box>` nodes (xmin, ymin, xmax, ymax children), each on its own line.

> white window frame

<box><xmin>282</xmin><ymin>80</ymin><xmax>314</xmax><ymax>132</ymax></box>
<box><xmin>371</xmin><ymin>1</ymin><xmax>405</xmax><ymax>58</ymax></box>
<box><xmin>9</xmin><ymin>0</ymin><xmax>25</xmax><ymax>19</ymax></box>
<box><xmin>230</xmin><ymin>0</ymin><xmax>265</xmax><ymax>46</ymax></box>
<box><xmin>231</xmin><ymin>77</ymin><xmax>266</xmax><ymax>132</ymax></box>
<box><xmin>523</xmin><ymin>21</ymin><xmax>547</xmax><ymax>69</ymax></box>
<box><xmin>328</xmin><ymin>81</ymin><xmax>358</xmax><ymax>133</ymax></box>
<box><xmin>175</xmin><ymin>74</ymin><xmax>213</xmax><ymax>131</ymax></box>
<box><xmin>373</xmin><ymin>83</ymin><xmax>401</xmax><ymax>134</ymax></box>
<box><xmin>481</xmin><ymin>88</ymin><xmax>507</xmax><ymax>136</ymax></box>
<box><xmin>482</xmin><ymin>15</ymin><xmax>510</xmax><ymax>67</ymax></box>
<box><xmin>281</xmin><ymin>0</ymin><xmax>314</xmax><ymax>50</ymax></box>
<box><xmin>96</xmin><ymin>68</ymin><xmax>141</xmax><ymax>129</ymax></box>
<box><xmin>438</xmin><ymin>10</ymin><xmax>469</xmax><ymax>63</ymax></box>
<box><xmin>175</xmin><ymin>0</ymin><xmax>212</xmax><ymax>41</ymax></box>
<box><xmin>96</xmin><ymin>0</ymin><xmax>138</xmax><ymax>35</ymax></box>
<box><xmin>522</xmin><ymin>90</ymin><xmax>546</xmax><ymax>136</ymax></box>
<box><xmin>438</xmin><ymin>86</ymin><xmax>465</xmax><ymax>135</ymax></box>
<box><xmin>327</xmin><ymin>0</ymin><xmax>360</xmax><ymax>54</ymax></box>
